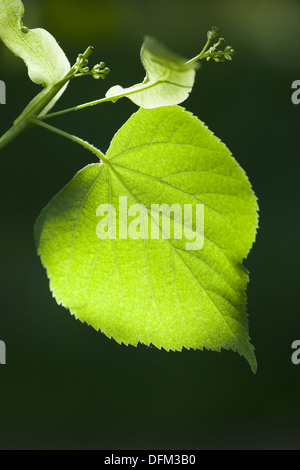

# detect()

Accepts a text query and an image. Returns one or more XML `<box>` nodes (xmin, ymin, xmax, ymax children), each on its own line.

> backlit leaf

<box><xmin>0</xmin><ymin>0</ymin><xmax>70</xmax><ymax>114</ymax></box>
<box><xmin>106</xmin><ymin>36</ymin><xmax>197</xmax><ymax>108</ymax></box>
<box><xmin>35</xmin><ymin>106</ymin><xmax>258</xmax><ymax>372</ymax></box>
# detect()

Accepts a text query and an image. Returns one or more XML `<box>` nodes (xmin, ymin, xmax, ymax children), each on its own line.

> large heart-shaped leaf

<box><xmin>35</xmin><ymin>106</ymin><xmax>258</xmax><ymax>372</ymax></box>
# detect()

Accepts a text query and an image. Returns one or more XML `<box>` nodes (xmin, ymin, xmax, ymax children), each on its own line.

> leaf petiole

<box><xmin>29</xmin><ymin>117</ymin><xmax>108</xmax><ymax>164</ymax></box>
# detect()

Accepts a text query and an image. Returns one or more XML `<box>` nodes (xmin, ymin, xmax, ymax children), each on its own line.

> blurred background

<box><xmin>0</xmin><ymin>0</ymin><xmax>299</xmax><ymax>449</ymax></box>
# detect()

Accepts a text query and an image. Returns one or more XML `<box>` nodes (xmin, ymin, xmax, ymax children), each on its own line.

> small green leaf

<box><xmin>35</xmin><ymin>106</ymin><xmax>258</xmax><ymax>372</ymax></box>
<box><xmin>0</xmin><ymin>0</ymin><xmax>70</xmax><ymax>113</ymax></box>
<box><xmin>106</xmin><ymin>36</ymin><xmax>197</xmax><ymax>108</ymax></box>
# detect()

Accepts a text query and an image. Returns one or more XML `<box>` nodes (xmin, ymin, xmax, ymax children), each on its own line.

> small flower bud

<box><xmin>207</xmin><ymin>26</ymin><xmax>220</xmax><ymax>41</ymax></box>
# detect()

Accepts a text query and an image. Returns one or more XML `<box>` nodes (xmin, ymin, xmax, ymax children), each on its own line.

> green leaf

<box><xmin>106</xmin><ymin>36</ymin><xmax>197</xmax><ymax>108</ymax></box>
<box><xmin>0</xmin><ymin>0</ymin><xmax>70</xmax><ymax>113</ymax></box>
<box><xmin>35</xmin><ymin>106</ymin><xmax>258</xmax><ymax>372</ymax></box>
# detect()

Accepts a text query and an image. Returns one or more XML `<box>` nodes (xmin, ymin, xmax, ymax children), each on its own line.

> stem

<box><xmin>0</xmin><ymin>118</ymin><xmax>32</xmax><ymax>151</ymax></box>
<box><xmin>187</xmin><ymin>37</ymin><xmax>226</xmax><ymax>65</ymax></box>
<box><xmin>39</xmin><ymin>95</ymin><xmax>112</xmax><ymax>120</ymax></box>
<box><xmin>0</xmin><ymin>47</ymin><xmax>94</xmax><ymax>152</ymax></box>
<box><xmin>29</xmin><ymin>117</ymin><xmax>108</xmax><ymax>164</ymax></box>
<box><xmin>185</xmin><ymin>38</ymin><xmax>211</xmax><ymax>65</ymax></box>
<box><xmin>39</xmin><ymin>73</ymin><xmax>171</xmax><ymax>121</ymax></box>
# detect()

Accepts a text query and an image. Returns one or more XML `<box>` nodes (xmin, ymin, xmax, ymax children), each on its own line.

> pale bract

<box><xmin>35</xmin><ymin>106</ymin><xmax>259</xmax><ymax>372</ymax></box>
<box><xmin>0</xmin><ymin>0</ymin><xmax>70</xmax><ymax>114</ymax></box>
<box><xmin>106</xmin><ymin>36</ymin><xmax>197</xmax><ymax>108</ymax></box>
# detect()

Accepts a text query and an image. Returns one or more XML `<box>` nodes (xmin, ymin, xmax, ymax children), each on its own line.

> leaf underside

<box><xmin>0</xmin><ymin>0</ymin><xmax>70</xmax><ymax>113</ymax></box>
<box><xmin>35</xmin><ymin>106</ymin><xmax>259</xmax><ymax>372</ymax></box>
<box><xmin>106</xmin><ymin>36</ymin><xmax>196</xmax><ymax>108</ymax></box>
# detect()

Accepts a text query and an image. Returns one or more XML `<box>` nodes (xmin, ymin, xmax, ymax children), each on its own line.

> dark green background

<box><xmin>0</xmin><ymin>0</ymin><xmax>299</xmax><ymax>449</ymax></box>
